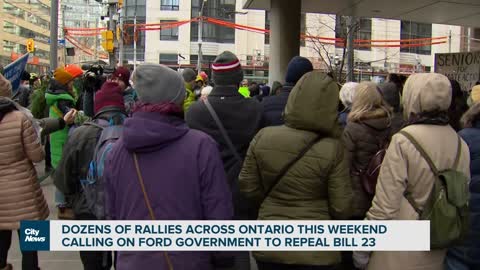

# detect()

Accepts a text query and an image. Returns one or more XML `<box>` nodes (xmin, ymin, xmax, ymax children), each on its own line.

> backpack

<box><xmin>400</xmin><ymin>131</ymin><xmax>470</xmax><ymax>249</ymax></box>
<box><xmin>361</xmin><ymin>139</ymin><xmax>389</xmax><ymax>196</ymax></box>
<box><xmin>81</xmin><ymin>116</ymin><xmax>125</xmax><ymax>219</ymax></box>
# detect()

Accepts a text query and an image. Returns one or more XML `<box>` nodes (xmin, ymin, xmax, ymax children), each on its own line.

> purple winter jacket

<box><xmin>104</xmin><ymin>112</ymin><xmax>233</xmax><ymax>270</ymax></box>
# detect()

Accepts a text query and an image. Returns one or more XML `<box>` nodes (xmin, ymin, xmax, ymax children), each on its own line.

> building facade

<box><xmin>137</xmin><ymin>0</ymin><xmax>463</xmax><ymax>82</ymax></box>
<box><xmin>0</xmin><ymin>0</ymin><xmax>51</xmax><ymax>72</ymax></box>
<box><xmin>60</xmin><ymin>0</ymin><xmax>105</xmax><ymax>65</ymax></box>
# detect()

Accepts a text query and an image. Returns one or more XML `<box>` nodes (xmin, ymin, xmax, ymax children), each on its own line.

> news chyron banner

<box><xmin>20</xmin><ymin>221</ymin><xmax>429</xmax><ymax>251</ymax></box>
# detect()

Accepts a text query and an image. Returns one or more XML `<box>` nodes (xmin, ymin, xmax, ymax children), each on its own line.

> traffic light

<box><xmin>118</xmin><ymin>0</ymin><xmax>123</xmax><ymax>8</ymax></box>
<box><xmin>26</xmin><ymin>39</ymin><xmax>35</xmax><ymax>53</ymax></box>
<box><xmin>101</xmin><ymin>30</ymin><xmax>114</xmax><ymax>53</ymax></box>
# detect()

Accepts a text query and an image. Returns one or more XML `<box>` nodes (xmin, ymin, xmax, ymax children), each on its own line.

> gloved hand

<box><xmin>353</xmin><ymin>251</ymin><xmax>372</xmax><ymax>269</ymax></box>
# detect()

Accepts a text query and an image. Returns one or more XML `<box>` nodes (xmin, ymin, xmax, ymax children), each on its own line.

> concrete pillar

<box><xmin>268</xmin><ymin>0</ymin><xmax>301</xmax><ymax>84</ymax></box>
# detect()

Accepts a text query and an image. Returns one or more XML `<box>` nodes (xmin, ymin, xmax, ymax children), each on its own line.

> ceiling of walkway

<box><xmin>243</xmin><ymin>0</ymin><xmax>480</xmax><ymax>28</ymax></box>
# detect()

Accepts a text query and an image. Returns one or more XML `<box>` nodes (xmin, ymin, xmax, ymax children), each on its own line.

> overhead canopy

<box><xmin>243</xmin><ymin>0</ymin><xmax>480</xmax><ymax>28</ymax></box>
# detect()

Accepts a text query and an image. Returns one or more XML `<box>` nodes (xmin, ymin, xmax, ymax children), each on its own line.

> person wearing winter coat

<box><xmin>104</xmin><ymin>64</ymin><xmax>233</xmax><ymax>270</ymax></box>
<box><xmin>343</xmin><ymin>82</ymin><xmax>392</xmax><ymax>219</ymax></box>
<box><xmin>54</xmin><ymin>82</ymin><xmax>126</xmax><ymax>270</ymax></box>
<box><xmin>338</xmin><ymin>82</ymin><xmax>358</xmax><ymax>128</ymax></box>
<box><xmin>444</xmin><ymin>98</ymin><xmax>480</xmax><ymax>270</ymax></box>
<box><xmin>186</xmin><ymin>51</ymin><xmax>264</xmax><ymax>219</ymax></box>
<box><xmin>111</xmin><ymin>67</ymin><xmax>137</xmax><ymax>115</ymax></box>
<box><xmin>182</xmin><ymin>68</ymin><xmax>197</xmax><ymax>113</ymax></box>
<box><xmin>354</xmin><ymin>73</ymin><xmax>471</xmax><ymax>270</ymax></box>
<box><xmin>448</xmin><ymin>80</ymin><xmax>469</xmax><ymax>131</ymax></box>
<box><xmin>0</xmin><ymin>73</ymin><xmax>48</xmax><ymax>270</ymax></box>
<box><xmin>262</xmin><ymin>56</ymin><xmax>313</xmax><ymax>126</ymax></box>
<box><xmin>239</xmin><ymin>71</ymin><xmax>353</xmax><ymax>270</ymax></box>
<box><xmin>378</xmin><ymin>82</ymin><xmax>403</xmax><ymax>134</ymax></box>
<box><xmin>15</xmin><ymin>70</ymin><xmax>33</xmax><ymax>108</ymax></box>
<box><xmin>46</xmin><ymin>67</ymin><xmax>79</xmax><ymax>219</ymax></box>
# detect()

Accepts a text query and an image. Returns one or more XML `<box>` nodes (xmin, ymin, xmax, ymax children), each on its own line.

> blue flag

<box><xmin>3</xmin><ymin>53</ymin><xmax>30</xmax><ymax>95</ymax></box>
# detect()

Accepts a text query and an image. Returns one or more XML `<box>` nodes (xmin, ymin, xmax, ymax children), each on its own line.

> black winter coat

<box><xmin>343</xmin><ymin>113</ymin><xmax>391</xmax><ymax>217</ymax></box>
<box><xmin>54</xmin><ymin>107</ymin><xmax>127</xmax><ymax>217</ymax></box>
<box><xmin>186</xmin><ymin>85</ymin><xmax>264</xmax><ymax>218</ymax></box>
<box><xmin>261</xmin><ymin>84</ymin><xmax>294</xmax><ymax>126</ymax></box>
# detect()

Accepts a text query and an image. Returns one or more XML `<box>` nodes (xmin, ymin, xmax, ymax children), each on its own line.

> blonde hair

<box><xmin>349</xmin><ymin>81</ymin><xmax>392</xmax><ymax>122</ymax></box>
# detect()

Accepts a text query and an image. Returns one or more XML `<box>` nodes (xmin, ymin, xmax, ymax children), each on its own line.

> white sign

<box><xmin>47</xmin><ymin>220</ymin><xmax>430</xmax><ymax>251</ymax></box>
<box><xmin>435</xmin><ymin>51</ymin><xmax>480</xmax><ymax>92</ymax></box>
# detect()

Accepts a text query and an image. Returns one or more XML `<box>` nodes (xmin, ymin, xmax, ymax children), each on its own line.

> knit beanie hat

<box><xmin>65</xmin><ymin>64</ymin><xmax>84</xmax><ymax>79</ymax></box>
<box><xmin>54</xmin><ymin>67</ymin><xmax>74</xmax><ymax>86</ymax></box>
<box><xmin>199</xmin><ymin>71</ymin><xmax>208</xmax><ymax>82</ymax></box>
<box><xmin>132</xmin><ymin>64</ymin><xmax>185</xmax><ymax>106</ymax></box>
<box><xmin>0</xmin><ymin>73</ymin><xmax>12</xmax><ymax>98</ymax></box>
<box><xmin>182</xmin><ymin>68</ymin><xmax>196</xmax><ymax>83</ymax></box>
<box><xmin>211</xmin><ymin>51</ymin><xmax>244</xmax><ymax>86</ymax></box>
<box><xmin>285</xmin><ymin>56</ymin><xmax>313</xmax><ymax>84</ymax></box>
<box><xmin>94</xmin><ymin>82</ymin><xmax>125</xmax><ymax>114</ymax></box>
<box><xmin>339</xmin><ymin>82</ymin><xmax>359</xmax><ymax>108</ymax></box>
<box><xmin>112</xmin><ymin>67</ymin><xmax>131</xmax><ymax>86</ymax></box>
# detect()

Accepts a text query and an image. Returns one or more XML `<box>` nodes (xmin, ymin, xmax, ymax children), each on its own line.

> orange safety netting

<box><xmin>64</xmin><ymin>35</ymin><xmax>109</xmax><ymax>59</ymax></box>
<box><xmin>64</xmin><ymin>17</ymin><xmax>448</xmax><ymax>49</ymax></box>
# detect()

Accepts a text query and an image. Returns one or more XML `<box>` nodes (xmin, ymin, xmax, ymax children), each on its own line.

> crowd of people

<box><xmin>0</xmin><ymin>50</ymin><xmax>478</xmax><ymax>270</ymax></box>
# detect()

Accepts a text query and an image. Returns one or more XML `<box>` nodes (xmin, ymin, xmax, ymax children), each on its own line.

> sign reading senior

<box><xmin>35</xmin><ymin>221</ymin><xmax>429</xmax><ymax>251</ymax></box>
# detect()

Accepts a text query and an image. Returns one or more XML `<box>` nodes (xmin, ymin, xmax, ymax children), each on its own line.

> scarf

<box><xmin>406</xmin><ymin>110</ymin><xmax>450</xmax><ymax>126</ymax></box>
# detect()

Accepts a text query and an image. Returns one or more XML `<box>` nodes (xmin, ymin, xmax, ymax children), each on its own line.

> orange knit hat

<box><xmin>54</xmin><ymin>67</ymin><xmax>74</xmax><ymax>86</ymax></box>
<box><xmin>65</xmin><ymin>64</ymin><xmax>83</xmax><ymax>79</ymax></box>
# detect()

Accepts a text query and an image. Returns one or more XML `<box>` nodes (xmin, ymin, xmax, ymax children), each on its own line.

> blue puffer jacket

<box><xmin>261</xmin><ymin>84</ymin><xmax>294</xmax><ymax>127</ymax></box>
<box><xmin>447</xmin><ymin>108</ymin><xmax>480</xmax><ymax>266</ymax></box>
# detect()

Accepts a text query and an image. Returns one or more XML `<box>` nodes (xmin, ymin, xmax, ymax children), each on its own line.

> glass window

<box><xmin>335</xmin><ymin>16</ymin><xmax>372</xmax><ymax>51</ymax></box>
<box><xmin>161</xmin><ymin>0</ymin><xmax>179</xmax><ymax>11</ymax></box>
<box><xmin>159</xmin><ymin>53</ymin><xmax>178</xmax><ymax>65</ymax></box>
<box><xmin>160</xmin><ymin>20</ymin><xmax>179</xmax><ymax>41</ymax></box>
<box><xmin>401</xmin><ymin>21</ymin><xmax>432</xmax><ymax>55</ymax></box>
<box><xmin>191</xmin><ymin>0</ymin><xmax>236</xmax><ymax>43</ymax></box>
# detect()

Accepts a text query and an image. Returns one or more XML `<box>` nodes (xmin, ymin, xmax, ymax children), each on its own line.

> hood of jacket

<box><xmin>94</xmin><ymin>106</ymin><xmax>127</xmax><ymax>124</ymax></box>
<box><xmin>402</xmin><ymin>73</ymin><xmax>452</xmax><ymax>119</ymax></box>
<box><xmin>123</xmin><ymin>112</ymin><xmax>189</xmax><ymax>153</ymax></box>
<box><xmin>46</xmin><ymin>79</ymin><xmax>74</xmax><ymax>106</ymax></box>
<box><xmin>284</xmin><ymin>71</ymin><xmax>339</xmax><ymax>133</ymax></box>
<box><xmin>0</xmin><ymin>98</ymin><xmax>17</xmax><ymax>122</ymax></box>
<box><xmin>360</xmin><ymin>115</ymin><xmax>391</xmax><ymax>131</ymax></box>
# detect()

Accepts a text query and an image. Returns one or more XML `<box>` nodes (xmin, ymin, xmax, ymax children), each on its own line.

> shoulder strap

<box><xmin>399</xmin><ymin>131</ymin><xmax>463</xmax><ymax>216</ymax></box>
<box><xmin>399</xmin><ymin>131</ymin><xmax>439</xmax><ymax>176</ymax></box>
<box><xmin>132</xmin><ymin>153</ymin><xmax>174</xmax><ymax>270</ymax></box>
<box><xmin>204</xmin><ymin>98</ymin><xmax>242</xmax><ymax>163</ymax></box>
<box><xmin>84</xmin><ymin>121</ymin><xmax>106</xmax><ymax>130</ymax></box>
<box><xmin>260</xmin><ymin>135</ymin><xmax>324</xmax><ymax>206</ymax></box>
<box><xmin>453</xmin><ymin>135</ymin><xmax>462</xmax><ymax>170</ymax></box>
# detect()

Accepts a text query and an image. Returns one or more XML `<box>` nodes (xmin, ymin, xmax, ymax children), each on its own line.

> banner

<box><xmin>3</xmin><ymin>53</ymin><xmax>30</xmax><ymax>95</ymax></box>
<box><xmin>435</xmin><ymin>51</ymin><xmax>480</xmax><ymax>92</ymax></box>
<box><xmin>20</xmin><ymin>220</ymin><xmax>430</xmax><ymax>251</ymax></box>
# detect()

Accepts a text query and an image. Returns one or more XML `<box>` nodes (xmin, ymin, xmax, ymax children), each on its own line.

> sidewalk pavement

<box><xmin>8</xmin><ymin>161</ymin><xmax>259</xmax><ymax>270</ymax></box>
<box><xmin>7</xmin><ymin>162</ymin><xmax>82</xmax><ymax>269</ymax></box>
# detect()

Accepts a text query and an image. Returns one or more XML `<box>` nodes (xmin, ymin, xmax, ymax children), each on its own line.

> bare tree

<box><xmin>306</xmin><ymin>15</ymin><xmax>359</xmax><ymax>83</ymax></box>
<box><xmin>307</xmin><ymin>15</ymin><xmax>399</xmax><ymax>83</ymax></box>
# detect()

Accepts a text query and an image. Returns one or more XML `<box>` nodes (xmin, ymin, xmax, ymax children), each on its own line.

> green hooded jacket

<box><xmin>239</xmin><ymin>71</ymin><xmax>352</xmax><ymax>266</ymax></box>
<box><xmin>45</xmin><ymin>80</ymin><xmax>75</xmax><ymax>168</ymax></box>
<box><xmin>183</xmin><ymin>82</ymin><xmax>196</xmax><ymax>113</ymax></box>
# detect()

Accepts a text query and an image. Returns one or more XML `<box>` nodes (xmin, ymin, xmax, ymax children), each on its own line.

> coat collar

<box><xmin>210</xmin><ymin>85</ymin><xmax>243</xmax><ymax>98</ymax></box>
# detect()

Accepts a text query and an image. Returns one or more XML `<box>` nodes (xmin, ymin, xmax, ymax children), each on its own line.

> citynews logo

<box><xmin>24</xmin><ymin>228</ymin><xmax>46</xmax><ymax>243</ymax></box>
<box><xmin>20</xmin><ymin>221</ymin><xmax>50</xmax><ymax>251</ymax></box>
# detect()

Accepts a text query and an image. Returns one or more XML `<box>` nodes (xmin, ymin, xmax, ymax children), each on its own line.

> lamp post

<box><xmin>197</xmin><ymin>0</ymin><xmax>207</xmax><ymax>74</ymax></box>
